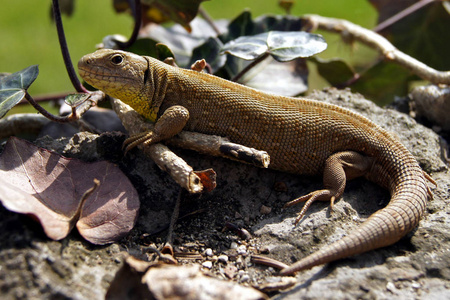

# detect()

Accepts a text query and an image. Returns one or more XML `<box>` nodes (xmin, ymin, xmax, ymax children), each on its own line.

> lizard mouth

<box><xmin>78</xmin><ymin>64</ymin><xmax>136</xmax><ymax>91</ymax></box>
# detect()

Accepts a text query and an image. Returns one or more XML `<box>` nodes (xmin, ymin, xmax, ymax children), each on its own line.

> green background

<box><xmin>0</xmin><ymin>0</ymin><xmax>376</xmax><ymax>104</ymax></box>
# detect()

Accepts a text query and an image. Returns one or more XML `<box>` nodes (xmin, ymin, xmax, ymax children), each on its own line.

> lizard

<box><xmin>78</xmin><ymin>49</ymin><xmax>435</xmax><ymax>275</ymax></box>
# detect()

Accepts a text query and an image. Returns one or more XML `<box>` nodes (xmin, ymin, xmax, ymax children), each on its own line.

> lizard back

<box><xmin>160</xmin><ymin>63</ymin><xmax>413</xmax><ymax>182</ymax></box>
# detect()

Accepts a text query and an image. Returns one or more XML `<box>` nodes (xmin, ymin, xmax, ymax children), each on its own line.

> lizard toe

<box><xmin>284</xmin><ymin>189</ymin><xmax>339</xmax><ymax>225</ymax></box>
<box><xmin>123</xmin><ymin>131</ymin><xmax>155</xmax><ymax>154</ymax></box>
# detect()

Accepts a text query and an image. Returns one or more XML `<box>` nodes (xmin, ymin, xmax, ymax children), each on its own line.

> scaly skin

<box><xmin>78</xmin><ymin>49</ymin><xmax>434</xmax><ymax>275</ymax></box>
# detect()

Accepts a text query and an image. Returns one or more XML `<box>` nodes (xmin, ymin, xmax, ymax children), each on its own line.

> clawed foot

<box><xmin>123</xmin><ymin>105</ymin><xmax>190</xmax><ymax>155</ymax></box>
<box><xmin>284</xmin><ymin>189</ymin><xmax>337</xmax><ymax>225</ymax></box>
<box><xmin>123</xmin><ymin>131</ymin><xmax>155</xmax><ymax>155</ymax></box>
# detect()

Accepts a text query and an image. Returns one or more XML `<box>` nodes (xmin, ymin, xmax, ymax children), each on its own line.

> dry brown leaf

<box><xmin>193</xmin><ymin>168</ymin><xmax>216</xmax><ymax>193</ymax></box>
<box><xmin>106</xmin><ymin>256</ymin><xmax>268</xmax><ymax>300</ymax></box>
<box><xmin>0</xmin><ymin>137</ymin><xmax>139</xmax><ymax>244</ymax></box>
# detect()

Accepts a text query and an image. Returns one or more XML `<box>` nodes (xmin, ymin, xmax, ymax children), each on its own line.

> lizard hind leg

<box><xmin>284</xmin><ymin>151</ymin><xmax>374</xmax><ymax>225</ymax></box>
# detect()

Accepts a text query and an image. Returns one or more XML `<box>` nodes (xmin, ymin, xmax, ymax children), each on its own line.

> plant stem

<box><xmin>232</xmin><ymin>52</ymin><xmax>270</xmax><ymax>82</ymax></box>
<box><xmin>52</xmin><ymin>0</ymin><xmax>87</xmax><ymax>93</ymax></box>
<box><xmin>25</xmin><ymin>92</ymin><xmax>75</xmax><ymax>123</ymax></box>
<box><xmin>116</xmin><ymin>0</ymin><xmax>142</xmax><ymax>49</ymax></box>
<box><xmin>198</xmin><ymin>7</ymin><xmax>221</xmax><ymax>36</ymax></box>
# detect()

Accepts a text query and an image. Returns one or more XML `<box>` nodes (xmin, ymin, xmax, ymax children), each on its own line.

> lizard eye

<box><xmin>111</xmin><ymin>54</ymin><xmax>124</xmax><ymax>65</ymax></box>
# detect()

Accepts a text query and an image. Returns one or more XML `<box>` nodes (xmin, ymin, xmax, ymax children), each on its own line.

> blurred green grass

<box><xmin>1</xmin><ymin>0</ymin><xmax>377</xmax><ymax>101</ymax></box>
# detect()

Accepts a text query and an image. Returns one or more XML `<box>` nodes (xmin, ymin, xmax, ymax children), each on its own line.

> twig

<box><xmin>145</xmin><ymin>142</ymin><xmax>204</xmax><ymax>193</ymax></box>
<box><xmin>162</xmin><ymin>189</ymin><xmax>183</xmax><ymax>256</ymax></box>
<box><xmin>51</xmin><ymin>0</ymin><xmax>87</xmax><ymax>93</ymax></box>
<box><xmin>142</xmin><ymin>246</ymin><xmax>177</xmax><ymax>264</ymax></box>
<box><xmin>74</xmin><ymin>91</ymin><xmax>105</xmax><ymax>118</ymax></box>
<box><xmin>251</xmin><ymin>254</ymin><xmax>290</xmax><ymax>270</ymax></box>
<box><xmin>374</xmin><ymin>0</ymin><xmax>436</xmax><ymax>32</ymax></box>
<box><xmin>303</xmin><ymin>14</ymin><xmax>450</xmax><ymax>85</ymax></box>
<box><xmin>110</xmin><ymin>98</ymin><xmax>204</xmax><ymax>193</ymax></box>
<box><xmin>169</xmin><ymin>132</ymin><xmax>270</xmax><ymax>168</ymax></box>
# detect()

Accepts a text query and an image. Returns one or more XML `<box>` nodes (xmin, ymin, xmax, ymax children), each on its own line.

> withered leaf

<box><xmin>106</xmin><ymin>257</ymin><xmax>268</xmax><ymax>300</ymax></box>
<box><xmin>142</xmin><ymin>265</ymin><xmax>268</xmax><ymax>300</ymax></box>
<box><xmin>193</xmin><ymin>168</ymin><xmax>216</xmax><ymax>193</ymax></box>
<box><xmin>0</xmin><ymin>137</ymin><xmax>139</xmax><ymax>244</ymax></box>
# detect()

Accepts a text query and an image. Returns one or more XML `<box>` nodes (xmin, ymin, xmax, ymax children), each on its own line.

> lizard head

<box><xmin>78</xmin><ymin>49</ymin><xmax>154</xmax><ymax>118</ymax></box>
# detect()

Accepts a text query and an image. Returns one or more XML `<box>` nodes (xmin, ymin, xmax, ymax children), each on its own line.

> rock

<box><xmin>205</xmin><ymin>248</ymin><xmax>213</xmax><ymax>256</ymax></box>
<box><xmin>218</xmin><ymin>254</ymin><xmax>229</xmax><ymax>263</ymax></box>
<box><xmin>410</xmin><ymin>85</ymin><xmax>450</xmax><ymax>131</ymax></box>
<box><xmin>202</xmin><ymin>261</ymin><xmax>213</xmax><ymax>269</ymax></box>
<box><xmin>0</xmin><ymin>88</ymin><xmax>448</xmax><ymax>299</ymax></box>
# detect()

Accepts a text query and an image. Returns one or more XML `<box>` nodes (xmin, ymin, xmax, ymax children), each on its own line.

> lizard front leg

<box><xmin>123</xmin><ymin>105</ymin><xmax>190</xmax><ymax>153</ymax></box>
<box><xmin>285</xmin><ymin>151</ymin><xmax>374</xmax><ymax>224</ymax></box>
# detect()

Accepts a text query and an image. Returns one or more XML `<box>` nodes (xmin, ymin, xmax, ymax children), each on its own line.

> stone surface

<box><xmin>0</xmin><ymin>88</ymin><xmax>449</xmax><ymax>299</ymax></box>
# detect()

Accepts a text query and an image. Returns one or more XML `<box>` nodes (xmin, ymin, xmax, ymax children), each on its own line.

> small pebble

<box><xmin>204</xmin><ymin>248</ymin><xmax>213</xmax><ymax>256</ymax></box>
<box><xmin>202</xmin><ymin>261</ymin><xmax>213</xmax><ymax>269</ymax></box>
<box><xmin>386</xmin><ymin>282</ymin><xmax>397</xmax><ymax>293</ymax></box>
<box><xmin>411</xmin><ymin>282</ymin><xmax>421</xmax><ymax>289</ymax></box>
<box><xmin>218</xmin><ymin>255</ymin><xmax>229</xmax><ymax>263</ymax></box>
<box><xmin>230</xmin><ymin>242</ymin><xmax>238</xmax><ymax>249</ymax></box>
<box><xmin>260</xmin><ymin>205</ymin><xmax>272</xmax><ymax>215</ymax></box>
<box><xmin>224</xmin><ymin>264</ymin><xmax>237</xmax><ymax>279</ymax></box>
<box><xmin>237</xmin><ymin>245</ymin><xmax>247</xmax><ymax>255</ymax></box>
<box><xmin>240</xmin><ymin>274</ymin><xmax>250</xmax><ymax>282</ymax></box>
<box><xmin>238</xmin><ymin>270</ymin><xmax>250</xmax><ymax>282</ymax></box>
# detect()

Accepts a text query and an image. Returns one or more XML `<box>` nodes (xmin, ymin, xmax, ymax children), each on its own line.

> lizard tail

<box><xmin>280</xmin><ymin>173</ymin><xmax>430</xmax><ymax>275</ymax></box>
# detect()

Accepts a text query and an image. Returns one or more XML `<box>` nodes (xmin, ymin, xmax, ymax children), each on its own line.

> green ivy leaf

<box><xmin>156</xmin><ymin>43</ymin><xmax>175</xmax><ymax>62</ymax></box>
<box><xmin>137</xmin><ymin>11</ymin><xmax>304</xmax><ymax>68</ymax></box>
<box><xmin>125</xmin><ymin>38</ymin><xmax>159</xmax><ymax>57</ymax></box>
<box><xmin>0</xmin><ymin>90</ymin><xmax>25</xmax><ymax>118</ymax></box>
<box><xmin>222</xmin><ymin>31</ymin><xmax>327</xmax><ymax>62</ymax></box>
<box><xmin>221</xmin><ymin>34</ymin><xmax>267</xmax><ymax>60</ymax></box>
<box><xmin>352</xmin><ymin>61</ymin><xmax>413</xmax><ymax>106</ymax></box>
<box><xmin>267</xmin><ymin>31</ymin><xmax>327</xmax><ymax>62</ymax></box>
<box><xmin>224</xmin><ymin>10</ymin><xmax>255</xmax><ymax>42</ymax></box>
<box><xmin>310</xmin><ymin>57</ymin><xmax>355</xmax><ymax>86</ymax></box>
<box><xmin>190</xmin><ymin>38</ymin><xmax>227</xmax><ymax>73</ymax></box>
<box><xmin>0</xmin><ymin>65</ymin><xmax>39</xmax><ymax>91</ymax></box>
<box><xmin>0</xmin><ymin>65</ymin><xmax>39</xmax><ymax>119</ymax></box>
<box><xmin>64</xmin><ymin>94</ymin><xmax>90</xmax><ymax>107</ymax></box>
